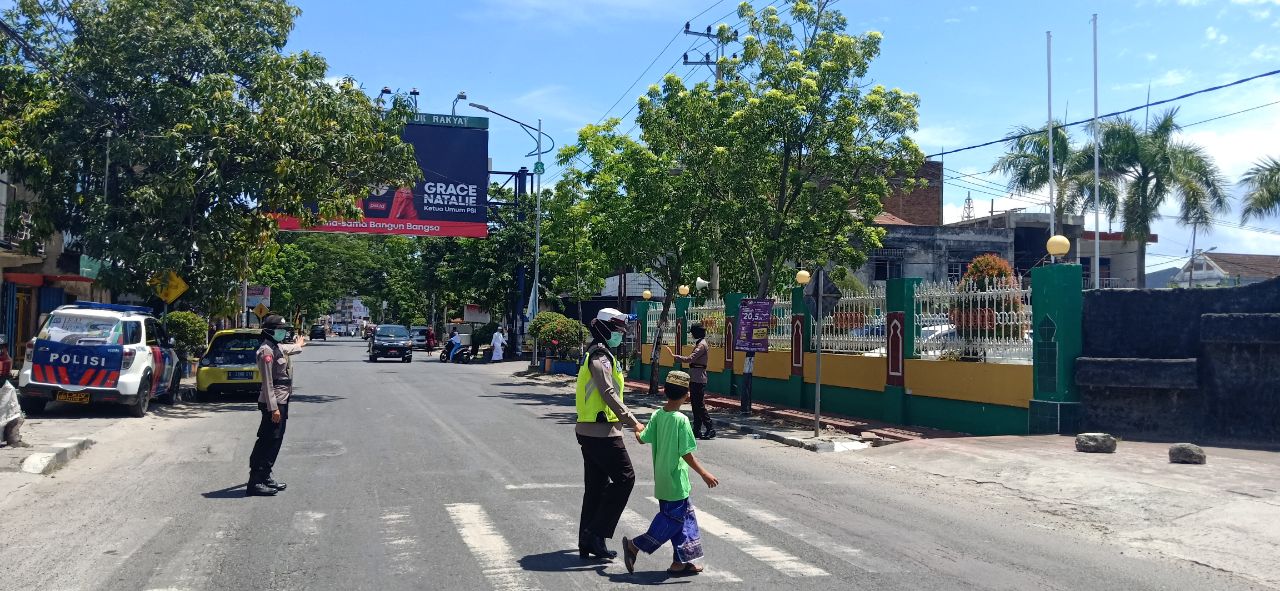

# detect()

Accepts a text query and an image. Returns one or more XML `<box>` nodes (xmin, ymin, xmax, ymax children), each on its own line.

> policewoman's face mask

<box><xmin>272</xmin><ymin>329</ymin><xmax>289</xmax><ymax>342</ymax></box>
<box><xmin>606</xmin><ymin>331</ymin><xmax>624</xmax><ymax>348</ymax></box>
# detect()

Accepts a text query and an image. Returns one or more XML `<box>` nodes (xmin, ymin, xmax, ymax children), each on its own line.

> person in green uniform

<box><xmin>622</xmin><ymin>370</ymin><xmax>720</xmax><ymax>576</ymax></box>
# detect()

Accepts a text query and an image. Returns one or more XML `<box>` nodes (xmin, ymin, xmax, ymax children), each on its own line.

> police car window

<box><xmin>145</xmin><ymin>318</ymin><xmax>161</xmax><ymax>346</ymax></box>
<box><xmin>39</xmin><ymin>313</ymin><xmax>122</xmax><ymax>345</ymax></box>
<box><xmin>122</xmin><ymin>322</ymin><xmax>142</xmax><ymax>345</ymax></box>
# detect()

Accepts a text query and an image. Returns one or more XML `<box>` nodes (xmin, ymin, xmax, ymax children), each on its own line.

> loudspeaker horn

<box><xmin>694</xmin><ymin>277</ymin><xmax>710</xmax><ymax>290</ymax></box>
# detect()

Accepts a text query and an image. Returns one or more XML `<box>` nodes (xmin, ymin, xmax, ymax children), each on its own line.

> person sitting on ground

<box><xmin>623</xmin><ymin>370</ymin><xmax>719</xmax><ymax>576</ymax></box>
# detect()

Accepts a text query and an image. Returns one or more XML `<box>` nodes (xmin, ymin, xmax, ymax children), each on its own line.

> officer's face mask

<box><xmin>272</xmin><ymin>329</ymin><xmax>289</xmax><ymax>342</ymax></box>
<box><xmin>606</xmin><ymin>331</ymin><xmax>624</xmax><ymax>348</ymax></box>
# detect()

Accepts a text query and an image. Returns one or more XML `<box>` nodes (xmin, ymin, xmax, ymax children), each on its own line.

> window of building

<box><xmin>872</xmin><ymin>258</ymin><xmax>902</xmax><ymax>281</ymax></box>
<box><xmin>947</xmin><ymin>261</ymin><xmax>970</xmax><ymax>282</ymax></box>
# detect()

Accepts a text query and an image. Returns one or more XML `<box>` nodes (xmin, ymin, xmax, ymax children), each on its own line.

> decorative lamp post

<box><xmin>678</xmin><ymin>285</ymin><xmax>690</xmax><ymax>296</ymax></box>
<box><xmin>642</xmin><ymin>290</ymin><xmax>652</xmax><ymax>300</ymax></box>
<box><xmin>1047</xmin><ymin>235</ymin><xmax>1071</xmax><ymax>261</ymax></box>
<box><xmin>796</xmin><ymin>269</ymin><xmax>823</xmax><ymax>437</ymax></box>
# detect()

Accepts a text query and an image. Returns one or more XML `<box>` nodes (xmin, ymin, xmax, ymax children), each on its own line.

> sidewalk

<box><xmin>623</xmin><ymin>378</ymin><xmax>963</xmax><ymax>449</ymax></box>
<box><xmin>855</xmin><ymin>435</ymin><xmax>1280</xmax><ymax>589</ymax></box>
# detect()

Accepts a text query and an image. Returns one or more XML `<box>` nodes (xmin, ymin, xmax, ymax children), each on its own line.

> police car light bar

<box><xmin>68</xmin><ymin>301</ymin><xmax>155</xmax><ymax>315</ymax></box>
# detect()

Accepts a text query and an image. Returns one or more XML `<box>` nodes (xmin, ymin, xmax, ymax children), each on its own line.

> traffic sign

<box><xmin>148</xmin><ymin>271</ymin><xmax>189</xmax><ymax>304</ymax></box>
<box><xmin>253</xmin><ymin>302</ymin><xmax>270</xmax><ymax>320</ymax></box>
<box><xmin>533</xmin><ymin>161</ymin><xmax>545</xmax><ymax>175</ymax></box>
<box><xmin>803</xmin><ymin>270</ymin><xmax>842</xmax><ymax>320</ymax></box>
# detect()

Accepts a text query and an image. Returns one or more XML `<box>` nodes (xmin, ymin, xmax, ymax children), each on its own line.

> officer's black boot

<box><xmin>264</xmin><ymin>476</ymin><xmax>287</xmax><ymax>491</ymax></box>
<box><xmin>246</xmin><ymin>471</ymin><xmax>278</xmax><ymax>497</ymax></box>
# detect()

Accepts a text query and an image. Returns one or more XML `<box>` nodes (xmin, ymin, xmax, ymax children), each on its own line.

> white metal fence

<box><xmin>644</xmin><ymin>308</ymin><xmax>678</xmax><ymax>346</ymax></box>
<box><xmin>913</xmin><ymin>278</ymin><xmax>1033</xmax><ymax>364</ymax></box>
<box><xmin>767</xmin><ymin>294</ymin><xmax>793</xmax><ymax>351</ymax></box>
<box><xmin>812</xmin><ymin>284</ymin><xmax>888</xmax><ymax>354</ymax></box>
<box><xmin>685</xmin><ymin>298</ymin><xmax>726</xmax><ymax>348</ymax></box>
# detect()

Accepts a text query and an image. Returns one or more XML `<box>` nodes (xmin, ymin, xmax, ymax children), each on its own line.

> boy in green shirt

<box><xmin>622</xmin><ymin>371</ymin><xmax>719</xmax><ymax>575</ymax></box>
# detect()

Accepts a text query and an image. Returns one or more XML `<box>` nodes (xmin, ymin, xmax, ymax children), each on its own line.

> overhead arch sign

<box><xmin>277</xmin><ymin>114</ymin><xmax>490</xmax><ymax>238</ymax></box>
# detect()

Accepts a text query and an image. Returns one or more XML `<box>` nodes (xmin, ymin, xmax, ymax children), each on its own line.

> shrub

<box><xmin>164</xmin><ymin>311</ymin><xmax>208</xmax><ymax>359</ymax></box>
<box><xmin>961</xmin><ymin>253</ymin><xmax>1015</xmax><ymax>289</ymax></box>
<box><xmin>529</xmin><ymin>312</ymin><xmax>588</xmax><ymax>359</ymax></box>
<box><xmin>471</xmin><ymin>322</ymin><xmax>499</xmax><ymax>350</ymax></box>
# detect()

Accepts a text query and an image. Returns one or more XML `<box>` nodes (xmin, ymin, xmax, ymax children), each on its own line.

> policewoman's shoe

<box><xmin>246</xmin><ymin>483</ymin><xmax>279</xmax><ymax>497</ymax></box>
<box><xmin>264</xmin><ymin>478</ymin><xmax>287</xmax><ymax>491</ymax></box>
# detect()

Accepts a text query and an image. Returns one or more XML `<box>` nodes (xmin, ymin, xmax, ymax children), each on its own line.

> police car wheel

<box><xmin>129</xmin><ymin>377</ymin><xmax>152</xmax><ymax>418</ymax></box>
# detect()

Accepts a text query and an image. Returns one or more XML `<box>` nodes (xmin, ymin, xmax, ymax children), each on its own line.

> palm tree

<box><xmin>1099</xmin><ymin>108</ymin><xmax>1230</xmax><ymax>287</ymax></box>
<box><xmin>991</xmin><ymin>121</ymin><xmax>1118</xmax><ymax>258</ymax></box>
<box><xmin>1241</xmin><ymin>156</ymin><xmax>1280</xmax><ymax>222</ymax></box>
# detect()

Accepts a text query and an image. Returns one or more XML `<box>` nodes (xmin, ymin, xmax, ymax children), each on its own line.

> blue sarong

<box><xmin>634</xmin><ymin>498</ymin><xmax>704</xmax><ymax>563</ymax></box>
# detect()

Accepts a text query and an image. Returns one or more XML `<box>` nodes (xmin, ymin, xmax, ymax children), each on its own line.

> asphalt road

<box><xmin>0</xmin><ymin>338</ymin><xmax>1265</xmax><ymax>591</ymax></box>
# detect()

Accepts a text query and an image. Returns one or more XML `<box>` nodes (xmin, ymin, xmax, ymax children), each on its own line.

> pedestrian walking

<box><xmin>490</xmin><ymin>327</ymin><xmax>507</xmax><ymax>362</ymax></box>
<box><xmin>576</xmin><ymin>307</ymin><xmax>645</xmax><ymax>560</ymax></box>
<box><xmin>622</xmin><ymin>370</ymin><xmax>719</xmax><ymax>576</ymax></box>
<box><xmin>247</xmin><ymin>314</ymin><xmax>299</xmax><ymax>497</ymax></box>
<box><xmin>666</xmin><ymin>322</ymin><xmax>715</xmax><ymax>439</ymax></box>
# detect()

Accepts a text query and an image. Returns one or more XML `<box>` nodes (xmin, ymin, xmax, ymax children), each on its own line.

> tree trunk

<box><xmin>647</xmin><ymin>297</ymin><xmax>674</xmax><ymax>397</ymax></box>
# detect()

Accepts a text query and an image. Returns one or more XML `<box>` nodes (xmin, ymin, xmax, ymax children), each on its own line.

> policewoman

<box><xmin>247</xmin><ymin>314</ymin><xmax>298</xmax><ymax>497</ymax></box>
<box><xmin>576</xmin><ymin>308</ymin><xmax>645</xmax><ymax>560</ymax></box>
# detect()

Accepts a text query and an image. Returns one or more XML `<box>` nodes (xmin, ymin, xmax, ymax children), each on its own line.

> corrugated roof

<box><xmin>874</xmin><ymin>212</ymin><xmax>914</xmax><ymax>226</ymax></box>
<box><xmin>1205</xmin><ymin>253</ymin><xmax>1280</xmax><ymax>279</ymax></box>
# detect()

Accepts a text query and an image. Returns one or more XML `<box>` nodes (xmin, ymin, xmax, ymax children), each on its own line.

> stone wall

<box><xmin>1076</xmin><ymin>278</ymin><xmax>1280</xmax><ymax>446</ymax></box>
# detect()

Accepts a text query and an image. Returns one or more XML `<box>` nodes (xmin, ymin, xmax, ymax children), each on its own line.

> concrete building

<box><xmin>1076</xmin><ymin>230</ymin><xmax>1159</xmax><ymax>289</ymax></box>
<box><xmin>0</xmin><ymin>172</ymin><xmax>111</xmax><ymax>363</ymax></box>
<box><xmin>1168</xmin><ymin>252</ymin><xmax>1280</xmax><ymax>288</ymax></box>
<box><xmin>853</xmin><ymin>213</ymin><xmax>1014</xmax><ymax>285</ymax></box>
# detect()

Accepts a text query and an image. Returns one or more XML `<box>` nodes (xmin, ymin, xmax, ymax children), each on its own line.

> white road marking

<box><xmin>619</xmin><ymin>508</ymin><xmax>743</xmax><ymax>583</ymax></box>
<box><xmin>380</xmin><ymin>506</ymin><xmax>423</xmax><ymax>574</ymax></box>
<box><xmin>292</xmin><ymin>511</ymin><xmax>326</xmax><ymax>536</ymax></box>
<box><xmin>713</xmin><ymin>497</ymin><xmax>898</xmax><ymax>573</ymax></box>
<box><xmin>505</xmin><ymin>483</ymin><xmax>579</xmax><ymax>490</ymax></box>
<box><xmin>446</xmin><ymin>503</ymin><xmax>542</xmax><ymax>591</ymax></box>
<box><xmin>646</xmin><ymin>498</ymin><xmax>828</xmax><ymax>577</ymax></box>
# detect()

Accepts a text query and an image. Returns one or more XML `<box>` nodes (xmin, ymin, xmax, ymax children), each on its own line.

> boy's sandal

<box><xmin>667</xmin><ymin>563</ymin><xmax>704</xmax><ymax>575</ymax></box>
<box><xmin>622</xmin><ymin>537</ymin><xmax>638</xmax><ymax>574</ymax></box>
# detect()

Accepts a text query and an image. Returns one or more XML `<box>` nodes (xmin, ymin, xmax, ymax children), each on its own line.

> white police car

<box><xmin>18</xmin><ymin>302</ymin><xmax>182</xmax><ymax>417</ymax></box>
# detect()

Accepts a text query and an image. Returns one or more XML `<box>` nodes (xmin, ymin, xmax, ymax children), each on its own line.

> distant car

<box><xmin>369</xmin><ymin>325</ymin><xmax>413</xmax><ymax>363</ymax></box>
<box><xmin>18</xmin><ymin>302</ymin><xmax>182</xmax><ymax>417</ymax></box>
<box><xmin>410</xmin><ymin>326</ymin><xmax>430</xmax><ymax>350</ymax></box>
<box><xmin>309</xmin><ymin>324</ymin><xmax>327</xmax><ymax>341</ymax></box>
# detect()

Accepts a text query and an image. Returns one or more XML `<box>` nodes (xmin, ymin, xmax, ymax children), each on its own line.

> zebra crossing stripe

<box><xmin>445</xmin><ymin>503</ymin><xmax>542</xmax><ymax>591</ymax></box>
<box><xmin>619</xmin><ymin>508</ymin><xmax>744</xmax><ymax>583</ymax></box>
<box><xmin>713</xmin><ymin>497</ymin><xmax>897</xmax><ymax>573</ymax></box>
<box><xmin>647</xmin><ymin>498</ymin><xmax>828</xmax><ymax>577</ymax></box>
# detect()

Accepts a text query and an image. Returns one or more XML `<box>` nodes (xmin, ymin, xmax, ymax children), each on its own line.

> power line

<box><xmin>926</xmin><ymin>68</ymin><xmax>1280</xmax><ymax>159</ymax></box>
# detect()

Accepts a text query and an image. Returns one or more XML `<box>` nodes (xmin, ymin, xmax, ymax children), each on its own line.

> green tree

<box><xmin>991</xmin><ymin>122</ymin><xmax>1119</xmax><ymax>235</ymax></box>
<box><xmin>0</xmin><ymin>0</ymin><xmax>420</xmax><ymax>304</ymax></box>
<box><xmin>163</xmin><ymin>310</ymin><xmax>208</xmax><ymax>360</ymax></box>
<box><xmin>716</xmin><ymin>1</ymin><xmax>924</xmax><ymax>297</ymax></box>
<box><xmin>1241</xmin><ymin>156</ymin><xmax>1280</xmax><ymax>222</ymax></box>
<box><xmin>541</xmin><ymin>183</ymin><xmax>610</xmax><ymax>323</ymax></box>
<box><xmin>1099</xmin><ymin>108</ymin><xmax>1230</xmax><ymax>287</ymax></box>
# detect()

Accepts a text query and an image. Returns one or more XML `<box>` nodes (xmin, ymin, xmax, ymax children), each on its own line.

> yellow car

<box><xmin>196</xmin><ymin>329</ymin><xmax>291</xmax><ymax>399</ymax></box>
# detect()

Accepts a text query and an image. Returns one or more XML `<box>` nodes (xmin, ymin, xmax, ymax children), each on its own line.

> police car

<box><xmin>17</xmin><ymin>302</ymin><xmax>182</xmax><ymax>417</ymax></box>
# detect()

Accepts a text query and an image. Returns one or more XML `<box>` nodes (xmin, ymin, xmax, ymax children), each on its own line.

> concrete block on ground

<box><xmin>1075</xmin><ymin>432</ymin><xmax>1117</xmax><ymax>453</ymax></box>
<box><xmin>19</xmin><ymin>437</ymin><xmax>94</xmax><ymax>475</ymax></box>
<box><xmin>1169</xmin><ymin>443</ymin><xmax>1207</xmax><ymax>464</ymax></box>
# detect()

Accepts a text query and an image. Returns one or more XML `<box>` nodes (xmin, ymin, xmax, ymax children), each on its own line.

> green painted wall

<box><xmin>800</xmin><ymin>382</ymin><xmax>883</xmax><ymax>418</ymax></box>
<box><xmin>906</xmin><ymin>395</ymin><xmax>1029</xmax><ymax>436</ymax></box>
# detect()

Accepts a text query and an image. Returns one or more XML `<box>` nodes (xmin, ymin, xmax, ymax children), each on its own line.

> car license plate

<box><xmin>55</xmin><ymin>391</ymin><xmax>90</xmax><ymax>404</ymax></box>
<box><xmin>228</xmin><ymin>371</ymin><xmax>254</xmax><ymax>380</ymax></box>
<box><xmin>386</xmin><ymin>349</ymin><xmax>398</xmax><ymax>355</ymax></box>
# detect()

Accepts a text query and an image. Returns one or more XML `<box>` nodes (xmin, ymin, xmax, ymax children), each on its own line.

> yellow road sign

<box><xmin>148</xmin><ymin>271</ymin><xmax>189</xmax><ymax>304</ymax></box>
<box><xmin>253</xmin><ymin>302</ymin><xmax>270</xmax><ymax>320</ymax></box>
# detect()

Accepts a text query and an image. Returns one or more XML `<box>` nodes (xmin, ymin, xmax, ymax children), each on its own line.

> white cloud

<box><xmin>1250</xmin><ymin>44</ymin><xmax>1280</xmax><ymax>60</ymax></box>
<box><xmin>1249</xmin><ymin>7</ymin><xmax>1272</xmax><ymax>19</ymax></box>
<box><xmin>1204</xmin><ymin>26</ymin><xmax>1228</xmax><ymax>44</ymax></box>
<box><xmin>1179</xmin><ymin>0</ymin><xmax>1208</xmax><ymax>5</ymax></box>
<box><xmin>511</xmin><ymin>85</ymin><xmax>597</xmax><ymax>127</ymax></box>
<box><xmin>1113</xmin><ymin>69</ymin><xmax>1190</xmax><ymax>91</ymax></box>
<box><xmin>1145</xmin><ymin>52</ymin><xmax>1159</xmax><ymax>61</ymax></box>
<box><xmin>470</xmin><ymin>0</ymin><xmax>685</xmax><ymax>24</ymax></box>
<box><xmin>912</xmin><ymin>126</ymin><xmax>969</xmax><ymax>150</ymax></box>
<box><xmin>1230</xmin><ymin>0</ymin><xmax>1280</xmax><ymax>5</ymax></box>
<box><xmin>944</xmin><ymin>17</ymin><xmax>962</xmax><ymax>23</ymax></box>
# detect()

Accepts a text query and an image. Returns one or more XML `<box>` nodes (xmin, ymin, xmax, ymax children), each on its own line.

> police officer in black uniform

<box><xmin>247</xmin><ymin>314</ymin><xmax>298</xmax><ymax>497</ymax></box>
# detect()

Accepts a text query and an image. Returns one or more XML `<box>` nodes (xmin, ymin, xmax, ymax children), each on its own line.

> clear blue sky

<box><xmin>294</xmin><ymin>0</ymin><xmax>1278</xmax><ymax>268</ymax></box>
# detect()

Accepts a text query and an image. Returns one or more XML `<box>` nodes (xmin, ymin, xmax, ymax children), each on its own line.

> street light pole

<box><xmin>466</xmin><ymin>102</ymin><xmax>555</xmax><ymax>368</ymax></box>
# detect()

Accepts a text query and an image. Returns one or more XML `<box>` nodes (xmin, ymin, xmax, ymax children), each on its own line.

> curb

<box><xmin>19</xmin><ymin>437</ymin><xmax>95</xmax><ymax>475</ymax></box>
<box><xmin>629</xmin><ymin>397</ymin><xmax>864</xmax><ymax>454</ymax></box>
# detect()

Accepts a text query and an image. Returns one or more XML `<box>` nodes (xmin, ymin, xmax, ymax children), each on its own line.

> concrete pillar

<box><xmin>1029</xmin><ymin>264</ymin><xmax>1084</xmax><ymax>434</ymax></box>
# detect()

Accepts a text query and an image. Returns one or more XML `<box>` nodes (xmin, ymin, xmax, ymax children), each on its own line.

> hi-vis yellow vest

<box><xmin>576</xmin><ymin>348</ymin><xmax>625</xmax><ymax>423</ymax></box>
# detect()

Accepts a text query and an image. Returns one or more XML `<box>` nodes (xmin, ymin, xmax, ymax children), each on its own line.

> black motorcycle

<box><xmin>439</xmin><ymin>342</ymin><xmax>472</xmax><ymax>364</ymax></box>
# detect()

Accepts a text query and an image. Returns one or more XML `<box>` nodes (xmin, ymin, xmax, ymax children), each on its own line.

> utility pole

<box><xmin>683</xmin><ymin>22</ymin><xmax>738</xmax><ymax>301</ymax></box>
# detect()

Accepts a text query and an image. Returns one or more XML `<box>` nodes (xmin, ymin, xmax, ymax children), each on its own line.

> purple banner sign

<box><xmin>735</xmin><ymin>298</ymin><xmax>775</xmax><ymax>353</ymax></box>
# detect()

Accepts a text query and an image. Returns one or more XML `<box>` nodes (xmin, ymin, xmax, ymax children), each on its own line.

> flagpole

<box><xmin>1092</xmin><ymin>14</ymin><xmax>1102</xmax><ymax>289</ymax></box>
<box><xmin>1046</xmin><ymin>30</ymin><xmax>1056</xmax><ymax>262</ymax></box>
